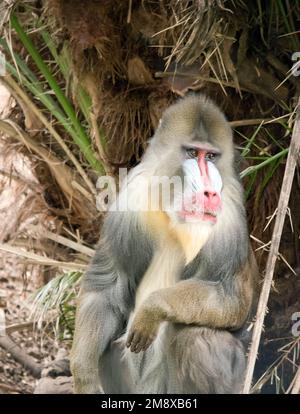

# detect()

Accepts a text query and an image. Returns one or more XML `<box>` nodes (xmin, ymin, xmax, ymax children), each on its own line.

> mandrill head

<box><xmin>142</xmin><ymin>94</ymin><xmax>235</xmax><ymax>227</ymax></box>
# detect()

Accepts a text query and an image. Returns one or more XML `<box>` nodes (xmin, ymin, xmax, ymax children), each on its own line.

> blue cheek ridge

<box><xmin>207</xmin><ymin>161</ymin><xmax>223</xmax><ymax>193</ymax></box>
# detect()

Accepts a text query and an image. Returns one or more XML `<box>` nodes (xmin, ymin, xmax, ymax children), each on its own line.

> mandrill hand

<box><xmin>126</xmin><ymin>304</ymin><xmax>162</xmax><ymax>353</ymax></box>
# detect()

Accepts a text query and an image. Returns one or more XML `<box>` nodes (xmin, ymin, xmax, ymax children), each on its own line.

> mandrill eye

<box><xmin>205</xmin><ymin>152</ymin><xmax>216</xmax><ymax>162</ymax></box>
<box><xmin>186</xmin><ymin>148</ymin><xmax>198</xmax><ymax>158</ymax></box>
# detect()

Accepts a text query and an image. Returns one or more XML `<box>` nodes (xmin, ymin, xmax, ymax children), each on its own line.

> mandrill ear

<box><xmin>207</xmin><ymin>162</ymin><xmax>223</xmax><ymax>193</ymax></box>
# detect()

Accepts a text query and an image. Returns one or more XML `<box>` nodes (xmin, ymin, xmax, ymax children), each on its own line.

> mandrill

<box><xmin>71</xmin><ymin>94</ymin><xmax>258</xmax><ymax>394</ymax></box>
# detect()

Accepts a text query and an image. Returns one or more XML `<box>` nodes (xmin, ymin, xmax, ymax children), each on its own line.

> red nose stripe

<box><xmin>197</xmin><ymin>153</ymin><xmax>210</xmax><ymax>186</ymax></box>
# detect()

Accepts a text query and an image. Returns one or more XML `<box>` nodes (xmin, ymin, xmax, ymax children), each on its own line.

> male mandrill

<box><xmin>71</xmin><ymin>94</ymin><xmax>258</xmax><ymax>394</ymax></box>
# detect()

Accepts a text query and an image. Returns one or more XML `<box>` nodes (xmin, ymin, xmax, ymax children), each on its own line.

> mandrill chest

<box><xmin>134</xmin><ymin>210</ymin><xmax>213</xmax><ymax>310</ymax></box>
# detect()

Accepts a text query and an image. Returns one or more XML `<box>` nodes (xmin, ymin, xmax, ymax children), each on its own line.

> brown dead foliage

<box><xmin>1</xmin><ymin>0</ymin><xmax>299</xmax><ymax>271</ymax></box>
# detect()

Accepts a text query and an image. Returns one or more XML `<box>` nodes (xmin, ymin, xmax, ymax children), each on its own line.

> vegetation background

<box><xmin>0</xmin><ymin>0</ymin><xmax>299</xmax><ymax>394</ymax></box>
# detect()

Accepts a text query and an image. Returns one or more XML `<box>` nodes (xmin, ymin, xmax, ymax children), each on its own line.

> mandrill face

<box><xmin>145</xmin><ymin>94</ymin><xmax>234</xmax><ymax>228</ymax></box>
<box><xmin>179</xmin><ymin>143</ymin><xmax>223</xmax><ymax>224</ymax></box>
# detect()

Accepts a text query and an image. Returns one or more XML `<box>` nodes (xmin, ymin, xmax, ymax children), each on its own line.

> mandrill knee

<box><xmin>71</xmin><ymin>359</ymin><xmax>103</xmax><ymax>394</ymax></box>
<box><xmin>169</xmin><ymin>326</ymin><xmax>246</xmax><ymax>394</ymax></box>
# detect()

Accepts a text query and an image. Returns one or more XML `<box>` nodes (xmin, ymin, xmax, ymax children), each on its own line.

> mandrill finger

<box><xmin>143</xmin><ymin>337</ymin><xmax>154</xmax><ymax>351</ymax></box>
<box><xmin>132</xmin><ymin>341</ymin><xmax>141</xmax><ymax>353</ymax></box>
<box><xmin>127</xmin><ymin>330</ymin><xmax>140</xmax><ymax>349</ymax></box>
<box><xmin>129</xmin><ymin>331</ymin><xmax>142</xmax><ymax>352</ymax></box>
<box><xmin>126</xmin><ymin>332</ymin><xmax>134</xmax><ymax>348</ymax></box>
<box><xmin>139</xmin><ymin>336</ymin><xmax>148</xmax><ymax>351</ymax></box>
<box><xmin>130</xmin><ymin>342</ymin><xmax>136</xmax><ymax>352</ymax></box>
<box><xmin>133</xmin><ymin>343</ymin><xmax>143</xmax><ymax>353</ymax></box>
<box><xmin>134</xmin><ymin>333</ymin><xmax>148</xmax><ymax>353</ymax></box>
<box><xmin>135</xmin><ymin>336</ymin><xmax>148</xmax><ymax>353</ymax></box>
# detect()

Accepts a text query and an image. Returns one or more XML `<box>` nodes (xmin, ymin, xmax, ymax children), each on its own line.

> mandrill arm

<box><xmin>127</xmin><ymin>252</ymin><xmax>257</xmax><ymax>353</ymax></box>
